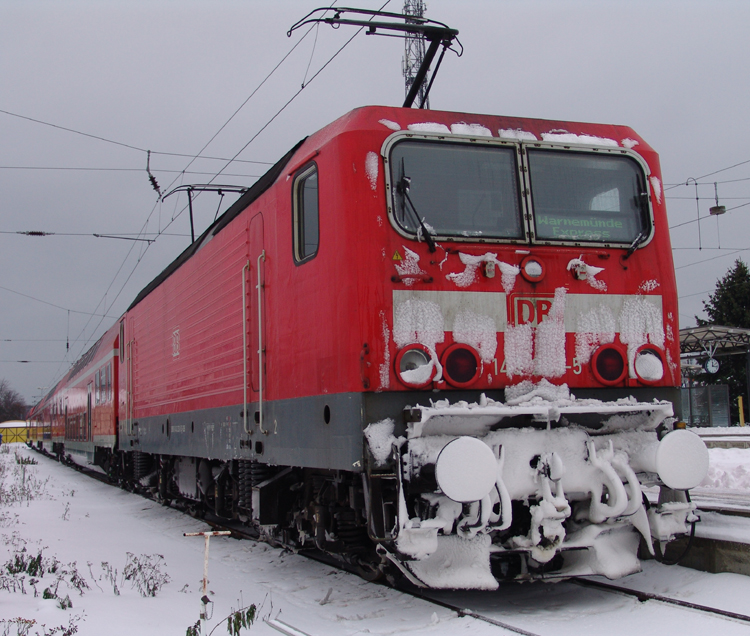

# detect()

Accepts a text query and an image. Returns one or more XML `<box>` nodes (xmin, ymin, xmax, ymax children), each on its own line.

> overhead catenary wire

<box><xmin>155</xmin><ymin>14</ymin><xmax>327</xmax><ymax>199</ymax></box>
<box><xmin>668</xmin><ymin>201</ymin><xmax>750</xmax><ymax>230</ymax></box>
<box><xmin>665</xmin><ymin>176</ymin><xmax>750</xmax><ymax>187</ymax></box>
<box><xmin>138</xmin><ymin>0</ymin><xmax>393</xmax><ymax>273</ymax></box>
<box><xmin>34</xmin><ymin>8</ymin><xmax>330</xmax><ymax>389</ymax></box>
<box><xmin>0</xmin><ymin>108</ymin><xmax>273</xmax><ymax>166</ymax></box>
<box><xmin>46</xmin><ymin>208</ymin><xmax>154</xmax><ymax>384</ymax></box>
<box><xmin>664</xmin><ymin>157</ymin><xmax>750</xmax><ymax>191</ymax></box>
<box><xmin>110</xmin><ymin>10</ymin><xmax>329</xmax><ymax>246</ymax></box>
<box><xmin>0</xmin><ymin>166</ymin><xmax>262</xmax><ymax>178</ymax></box>
<box><xmin>674</xmin><ymin>247</ymin><xmax>750</xmax><ymax>270</ymax></box>
<box><xmin>679</xmin><ymin>289</ymin><xmax>715</xmax><ymax>299</ymax></box>
<box><xmin>673</xmin><ymin>246</ymin><xmax>750</xmax><ymax>251</ymax></box>
<box><xmin>1</xmin><ymin>360</ymin><xmax>70</xmax><ymax>364</ymax></box>
<box><xmin>0</xmin><ymin>231</ymin><xmax>189</xmax><ymax>238</ymax></box>
<box><xmin>2</xmin><ymin>231</ymin><xmax>155</xmax><ymax>243</ymax></box>
<box><xmin>0</xmin><ymin>284</ymin><xmax>117</xmax><ymax>318</ymax></box>
<box><xmin>667</xmin><ymin>196</ymin><xmax>750</xmax><ymax>200</ymax></box>
<box><xmin>153</xmin><ymin>0</ymin><xmax>392</xmax><ymax>237</ymax></box>
<box><xmin>3</xmin><ymin>339</ymin><xmax>84</xmax><ymax>343</ymax></box>
<box><xmin>34</xmin><ymin>0</ymin><xmax>390</xmax><ymax>396</ymax></box>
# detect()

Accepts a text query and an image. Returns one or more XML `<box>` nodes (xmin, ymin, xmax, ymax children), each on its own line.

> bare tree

<box><xmin>0</xmin><ymin>379</ymin><xmax>27</xmax><ymax>422</ymax></box>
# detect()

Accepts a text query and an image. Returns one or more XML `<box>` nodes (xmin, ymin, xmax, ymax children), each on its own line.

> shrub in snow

<box><xmin>0</xmin><ymin>617</ymin><xmax>36</xmax><ymax>636</ymax></box>
<box><xmin>185</xmin><ymin>603</ymin><xmax>257</xmax><ymax>636</ymax></box>
<box><xmin>0</xmin><ymin>450</ymin><xmax>50</xmax><ymax>506</ymax></box>
<box><xmin>0</xmin><ymin>511</ymin><xmax>19</xmax><ymax>528</ymax></box>
<box><xmin>1</xmin><ymin>535</ymin><xmax>89</xmax><ymax>600</ymax></box>
<box><xmin>226</xmin><ymin>605</ymin><xmax>257</xmax><ymax>636</ymax></box>
<box><xmin>122</xmin><ymin>552</ymin><xmax>170</xmax><ymax>597</ymax></box>
<box><xmin>96</xmin><ymin>562</ymin><xmax>120</xmax><ymax>596</ymax></box>
<box><xmin>0</xmin><ymin>615</ymin><xmax>82</xmax><ymax>636</ymax></box>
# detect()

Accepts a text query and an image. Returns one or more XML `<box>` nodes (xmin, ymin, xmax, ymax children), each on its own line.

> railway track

<box><xmin>412</xmin><ymin>576</ymin><xmax>750</xmax><ymax>635</ymax></box>
<box><xmin>30</xmin><ymin>444</ymin><xmax>750</xmax><ymax>635</ymax></box>
<box><xmin>569</xmin><ymin>578</ymin><xmax>750</xmax><ymax>623</ymax></box>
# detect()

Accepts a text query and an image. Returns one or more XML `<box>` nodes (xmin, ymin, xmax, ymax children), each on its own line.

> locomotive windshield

<box><xmin>387</xmin><ymin>137</ymin><xmax>651</xmax><ymax>245</ymax></box>
<box><xmin>390</xmin><ymin>140</ymin><xmax>524</xmax><ymax>240</ymax></box>
<box><xmin>527</xmin><ymin>149</ymin><xmax>648</xmax><ymax>243</ymax></box>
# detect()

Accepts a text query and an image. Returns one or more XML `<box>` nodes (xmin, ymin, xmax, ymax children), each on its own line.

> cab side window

<box><xmin>293</xmin><ymin>163</ymin><xmax>319</xmax><ymax>263</ymax></box>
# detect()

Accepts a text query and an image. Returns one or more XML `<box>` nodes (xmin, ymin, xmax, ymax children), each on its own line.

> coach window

<box><xmin>292</xmin><ymin>163</ymin><xmax>319</xmax><ymax>263</ymax></box>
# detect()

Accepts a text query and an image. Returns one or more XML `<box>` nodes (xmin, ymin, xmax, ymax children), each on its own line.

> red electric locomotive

<box><xmin>29</xmin><ymin>104</ymin><xmax>709</xmax><ymax>588</ymax></box>
<box><xmin>28</xmin><ymin>10</ymin><xmax>710</xmax><ymax>589</ymax></box>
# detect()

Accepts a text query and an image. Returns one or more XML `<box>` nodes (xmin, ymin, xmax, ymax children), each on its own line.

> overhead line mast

<box><xmin>403</xmin><ymin>1</ymin><xmax>429</xmax><ymax>109</ymax></box>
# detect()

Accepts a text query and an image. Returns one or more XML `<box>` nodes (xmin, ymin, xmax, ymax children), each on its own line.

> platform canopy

<box><xmin>680</xmin><ymin>325</ymin><xmax>750</xmax><ymax>358</ymax></box>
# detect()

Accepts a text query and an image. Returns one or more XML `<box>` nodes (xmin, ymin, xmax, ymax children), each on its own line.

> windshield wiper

<box><xmin>623</xmin><ymin>176</ymin><xmax>651</xmax><ymax>261</ymax></box>
<box><xmin>623</xmin><ymin>230</ymin><xmax>647</xmax><ymax>260</ymax></box>
<box><xmin>396</xmin><ymin>159</ymin><xmax>437</xmax><ymax>253</ymax></box>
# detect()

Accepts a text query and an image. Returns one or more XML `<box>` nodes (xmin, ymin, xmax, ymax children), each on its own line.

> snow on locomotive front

<box><xmin>355</xmin><ymin>107</ymin><xmax>709</xmax><ymax>588</ymax></box>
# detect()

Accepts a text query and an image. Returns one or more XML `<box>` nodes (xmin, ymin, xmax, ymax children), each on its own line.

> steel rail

<box><xmin>402</xmin><ymin>588</ymin><xmax>542</xmax><ymax>636</ymax></box>
<box><xmin>570</xmin><ymin>577</ymin><xmax>750</xmax><ymax>624</ymax></box>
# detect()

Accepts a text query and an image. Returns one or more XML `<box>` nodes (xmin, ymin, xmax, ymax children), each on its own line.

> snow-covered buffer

<box><xmin>366</xmin><ymin>386</ymin><xmax>708</xmax><ymax>588</ymax></box>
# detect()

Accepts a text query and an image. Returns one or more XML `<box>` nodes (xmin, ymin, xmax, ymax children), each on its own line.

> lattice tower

<box><xmin>402</xmin><ymin>0</ymin><xmax>429</xmax><ymax>108</ymax></box>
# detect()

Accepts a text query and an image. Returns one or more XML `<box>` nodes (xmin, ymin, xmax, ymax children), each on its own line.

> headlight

<box><xmin>634</xmin><ymin>345</ymin><xmax>665</xmax><ymax>384</ymax></box>
<box><xmin>395</xmin><ymin>345</ymin><xmax>436</xmax><ymax>388</ymax></box>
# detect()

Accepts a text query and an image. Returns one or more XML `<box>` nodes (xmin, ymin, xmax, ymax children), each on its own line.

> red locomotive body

<box><xmin>31</xmin><ymin>105</ymin><xmax>708</xmax><ymax>587</ymax></box>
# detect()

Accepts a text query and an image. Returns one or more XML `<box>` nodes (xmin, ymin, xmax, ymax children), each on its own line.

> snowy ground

<box><xmin>1</xmin><ymin>442</ymin><xmax>749</xmax><ymax>636</ymax></box>
<box><xmin>698</xmin><ymin>447</ymin><xmax>750</xmax><ymax>492</ymax></box>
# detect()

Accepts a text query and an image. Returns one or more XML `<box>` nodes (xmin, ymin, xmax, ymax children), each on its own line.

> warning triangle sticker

<box><xmin>392</xmin><ymin>251</ymin><xmax>402</xmax><ymax>261</ymax></box>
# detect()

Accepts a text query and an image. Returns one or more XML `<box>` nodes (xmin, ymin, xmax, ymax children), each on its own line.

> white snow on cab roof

<box><xmin>498</xmin><ymin>128</ymin><xmax>537</xmax><ymax>141</ymax></box>
<box><xmin>450</xmin><ymin>122</ymin><xmax>493</xmax><ymax>137</ymax></box>
<box><xmin>621</xmin><ymin>138</ymin><xmax>639</xmax><ymax>149</ymax></box>
<box><xmin>378</xmin><ymin>118</ymin><xmax>401</xmax><ymax>131</ymax></box>
<box><xmin>541</xmin><ymin>132</ymin><xmax>619</xmax><ymax>147</ymax></box>
<box><xmin>407</xmin><ymin>122</ymin><xmax>451</xmax><ymax>134</ymax></box>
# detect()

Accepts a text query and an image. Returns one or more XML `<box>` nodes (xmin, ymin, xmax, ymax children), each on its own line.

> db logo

<box><xmin>510</xmin><ymin>294</ymin><xmax>554</xmax><ymax>327</ymax></box>
<box><xmin>172</xmin><ymin>328</ymin><xmax>180</xmax><ymax>358</ymax></box>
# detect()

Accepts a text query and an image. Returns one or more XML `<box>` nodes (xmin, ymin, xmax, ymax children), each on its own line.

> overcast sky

<box><xmin>2</xmin><ymin>0</ymin><xmax>749</xmax><ymax>404</ymax></box>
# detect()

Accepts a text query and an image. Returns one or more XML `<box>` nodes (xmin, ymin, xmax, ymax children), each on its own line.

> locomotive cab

<box><xmin>345</xmin><ymin>108</ymin><xmax>707</xmax><ymax>586</ymax></box>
